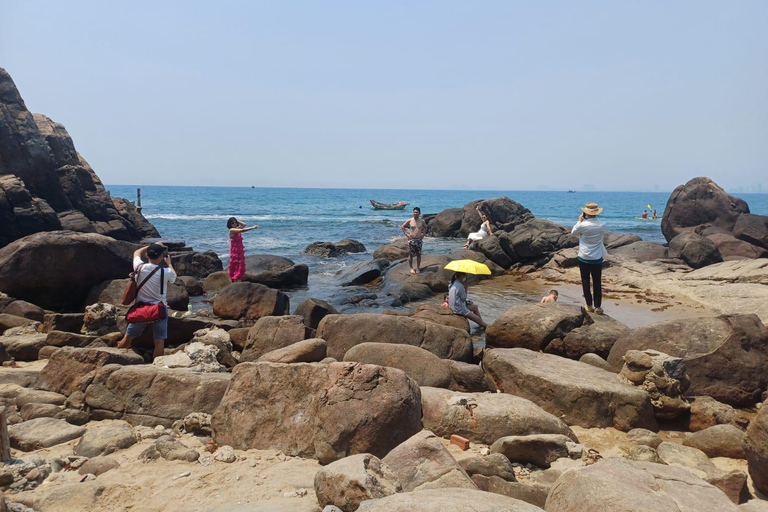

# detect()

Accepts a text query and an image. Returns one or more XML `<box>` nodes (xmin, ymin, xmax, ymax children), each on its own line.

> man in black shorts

<box><xmin>401</xmin><ymin>206</ymin><xmax>428</xmax><ymax>274</ymax></box>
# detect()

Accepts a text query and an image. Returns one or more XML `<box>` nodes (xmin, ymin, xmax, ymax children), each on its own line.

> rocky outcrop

<box><xmin>85</xmin><ymin>364</ymin><xmax>230</xmax><ymax>427</ymax></box>
<box><xmin>211</xmin><ymin>362</ymin><xmax>422</xmax><ymax>464</ymax></box>
<box><xmin>733</xmin><ymin>213</ymin><xmax>768</xmax><ymax>249</ymax></box>
<box><xmin>484</xmin><ymin>348</ymin><xmax>657</xmax><ymax>431</ymax></box>
<box><xmin>240</xmin><ymin>315</ymin><xmax>311</xmax><ymax>362</ymax></box>
<box><xmin>428</xmin><ymin>197</ymin><xmax>534</xmax><ymax>238</ymax></box>
<box><xmin>420</xmin><ymin>387</ymin><xmax>575</xmax><ymax>445</ymax></box>
<box><xmin>36</xmin><ymin>347</ymin><xmax>144</xmax><ymax>396</ymax></box>
<box><xmin>610</xmin><ymin>241</ymin><xmax>668</xmax><ymax>262</ymax></box>
<box><xmin>170</xmin><ymin>251</ymin><xmax>223</xmax><ymax>278</ymax></box>
<box><xmin>607</xmin><ymin>314</ymin><xmax>768</xmax><ymax>406</ymax></box>
<box><xmin>618</xmin><ymin>350</ymin><xmax>690</xmax><ymax>421</ymax></box>
<box><xmin>545</xmin><ymin>312</ymin><xmax>629</xmax><ymax>360</ymax></box>
<box><xmin>317</xmin><ymin>313</ymin><xmax>472</xmax><ymax>362</ymax></box>
<box><xmin>546</xmin><ymin>458</ymin><xmax>738</xmax><ymax>512</ymax></box>
<box><xmin>0</xmin><ymin>231</ymin><xmax>135</xmax><ymax>311</ymax></box>
<box><xmin>305</xmin><ymin>239</ymin><xmax>366</xmax><ymax>257</ymax></box>
<box><xmin>662</xmin><ymin>177</ymin><xmax>749</xmax><ymax>242</ymax></box>
<box><xmin>356</xmin><ymin>488</ymin><xmax>545</xmax><ymax>512</ymax></box>
<box><xmin>212</xmin><ymin>282</ymin><xmax>290</xmax><ymax>322</ymax></box>
<box><xmin>0</xmin><ymin>68</ymin><xmax>157</xmax><ymax>247</ymax></box>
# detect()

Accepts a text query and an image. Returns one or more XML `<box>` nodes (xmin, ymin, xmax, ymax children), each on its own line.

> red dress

<box><xmin>228</xmin><ymin>232</ymin><xmax>246</xmax><ymax>281</ymax></box>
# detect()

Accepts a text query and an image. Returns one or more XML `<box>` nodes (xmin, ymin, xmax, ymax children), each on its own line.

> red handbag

<box><xmin>125</xmin><ymin>267</ymin><xmax>167</xmax><ymax>323</ymax></box>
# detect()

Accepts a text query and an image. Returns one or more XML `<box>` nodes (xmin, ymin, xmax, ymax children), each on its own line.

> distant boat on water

<box><xmin>370</xmin><ymin>199</ymin><xmax>408</xmax><ymax>210</ymax></box>
<box><xmin>567</xmin><ymin>190</ymin><xmax>576</xmax><ymax>193</ymax></box>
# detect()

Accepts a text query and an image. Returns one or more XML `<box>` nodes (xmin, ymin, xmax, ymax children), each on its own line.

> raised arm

<box><xmin>133</xmin><ymin>246</ymin><xmax>148</xmax><ymax>259</ymax></box>
<box><xmin>229</xmin><ymin>225</ymin><xmax>259</xmax><ymax>234</ymax></box>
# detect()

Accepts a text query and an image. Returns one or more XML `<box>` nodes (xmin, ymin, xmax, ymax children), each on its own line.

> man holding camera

<box><xmin>117</xmin><ymin>243</ymin><xmax>177</xmax><ymax>360</ymax></box>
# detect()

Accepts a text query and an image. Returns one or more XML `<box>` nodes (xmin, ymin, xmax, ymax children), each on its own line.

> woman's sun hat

<box><xmin>580</xmin><ymin>202</ymin><xmax>603</xmax><ymax>215</ymax></box>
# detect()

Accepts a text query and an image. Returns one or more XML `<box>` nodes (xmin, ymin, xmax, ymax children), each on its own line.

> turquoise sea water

<box><xmin>105</xmin><ymin>185</ymin><xmax>768</xmax><ymax>315</ymax></box>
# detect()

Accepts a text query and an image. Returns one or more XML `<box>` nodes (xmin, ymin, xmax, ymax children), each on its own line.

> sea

<box><xmin>105</xmin><ymin>186</ymin><xmax>768</xmax><ymax>318</ymax></box>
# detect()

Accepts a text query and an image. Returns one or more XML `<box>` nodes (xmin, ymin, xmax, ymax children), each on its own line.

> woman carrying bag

<box><xmin>117</xmin><ymin>243</ymin><xmax>178</xmax><ymax>360</ymax></box>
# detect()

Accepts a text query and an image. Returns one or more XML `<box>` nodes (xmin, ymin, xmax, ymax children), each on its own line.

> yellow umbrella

<box><xmin>444</xmin><ymin>259</ymin><xmax>492</xmax><ymax>275</ymax></box>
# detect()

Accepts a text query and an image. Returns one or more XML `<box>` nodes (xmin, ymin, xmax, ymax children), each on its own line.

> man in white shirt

<box><xmin>572</xmin><ymin>203</ymin><xmax>607</xmax><ymax>314</ymax></box>
<box><xmin>117</xmin><ymin>243</ymin><xmax>177</xmax><ymax>360</ymax></box>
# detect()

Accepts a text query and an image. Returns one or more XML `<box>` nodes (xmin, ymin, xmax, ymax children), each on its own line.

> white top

<box><xmin>571</xmin><ymin>218</ymin><xmax>607</xmax><ymax>262</ymax></box>
<box><xmin>448</xmin><ymin>280</ymin><xmax>470</xmax><ymax>316</ymax></box>
<box><xmin>133</xmin><ymin>256</ymin><xmax>177</xmax><ymax>305</ymax></box>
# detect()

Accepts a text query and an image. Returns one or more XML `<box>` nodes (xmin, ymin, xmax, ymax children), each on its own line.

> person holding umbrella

<box><xmin>444</xmin><ymin>260</ymin><xmax>490</xmax><ymax>329</ymax></box>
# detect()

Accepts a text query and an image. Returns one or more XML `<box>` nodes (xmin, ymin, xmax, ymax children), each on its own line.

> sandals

<box><xmin>581</xmin><ymin>305</ymin><xmax>594</xmax><ymax>313</ymax></box>
<box><xmin>594</xmin><ymin>308</ymin><xmax>604</xmax><ymax>315</ymax></box>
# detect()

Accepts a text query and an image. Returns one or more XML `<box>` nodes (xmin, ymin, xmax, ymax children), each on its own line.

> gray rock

<box><xmin>578</xmin><ymin>353</ymin><xmax>612</xmax><ymax>371</ymax></box>
<box><xmin>381</xmin><ymin>430</ymin><xmax>476</xmax><ymax>492</ymax></box>
<box><xmin>74</xmin><ymin>421</ymin><xmax>138</xmax><ymax>457</ymax></box>
<box><xmin>314</xmin><ymin>453</ymin><xmax>401</xmax><ymax>512</ymax></box>
<box><xmin>684</xmin><ymin>425</ymin><xmax>746</xmax><ymax>459</ymax></box>
<box><xmin>420</xmin><ymin>387</ymin><xmax>575</xmax><ymax>445</ymax></box>
<box><xmin>491</xmin><ymin>434</ymin><xmax>572</xmax><ymax>468</ymax></box>
<box><xmin>19</xmin><ymin>403</ymin><xmax>62</xmax><ymax>421</ymax></box>
<box><xmin>546</xmin><ymin>457</ymin><xmax>738</xmax><ymax>512</ymax></box>
<box><xmin>626</xmin><ymin>428</ymin><xmax>662</xmax><ymax>449</ymax></box>
<box><xmin>459</xmin><ymin>453</ymin><xmax>517</xmax><ymax>481</ymax></box>
<box><xmin>139</xmin><ymin>438</ymin><xmax>199</xmax><ymax>463</ymax></box>
<box><xmin>338</xmin><ymin>259</ymin><xmax>389</xmax><ymax>286</ymax></box>
<box><xmin>625</xmin><ymin>445</ymin><xmax>665</xmax><ymax>464</ymax></box>
<box><xmin>356</xmin><ymin>488</ymin><xmax>545</xmax><ymax>512</ymax></box>
<box><xmin>471</xmin><ymin>475</ymin><xmax>549</xmax><ymax>509</ymax></box>
<box><xmin>77</xmin><ymin>456</ymin><xmax>120</xmax><ymax>476</ymax></box>
<box><xmin>9</xmin><ymin>417</ymin><xmax>86</xmax><ymax>451</ymax></box>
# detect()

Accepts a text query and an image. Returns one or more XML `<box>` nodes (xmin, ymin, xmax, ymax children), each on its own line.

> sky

<box><xmin>1</xmin><ymin>1</ymin><xmax>767</xmax><ymax>192</ymax></box>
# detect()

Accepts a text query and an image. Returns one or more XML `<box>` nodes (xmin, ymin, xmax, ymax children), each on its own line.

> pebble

<box><xmin>480</xmin><ymin>447</ymin><xmax>490</xmax><ymax>456</ymax></box>
<box><xmin>248</xmin><ymin>460</ymin><xmax>258</xmax><ymax>468</ymax></box>
<box><xmin>198</xmin><ymin>454</ymin><xmax>214</xmax><ymax>466</ymax></box>
<box><xmin>214</xmin><ymin>445</ymin><xmax>236</xmax><ymax>463</ymax></box>
<box><xmin>23</xmin><ymin>468</ymin><xmax>39</xmax><ymax>481</ymax></box>
<box><xmin>172</xmin><ymin>471</ymin><xmax>191</xmax><ymax>481</ymax></box>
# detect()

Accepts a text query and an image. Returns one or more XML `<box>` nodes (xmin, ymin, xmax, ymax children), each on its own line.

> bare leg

<box><xmin>153</xmin><ymin>339</ymin><xmax>165</xmax><ymax>360</ymax></box>
<box><xmin>117</xmin><ymin>334</ymin><xmax>134</xmax><ymax>350</ymax></box>
<box><xmin>464</xmin><ymin>311</ymin><xmax>488</xmax><ymax>329</ymax></box>
<box><xmin>415</xmin><ymin>253</ymin><xmax>421</xmax><ymax>273</ymax></box>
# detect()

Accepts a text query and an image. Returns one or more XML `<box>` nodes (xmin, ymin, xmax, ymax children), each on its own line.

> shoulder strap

<box><xmin>136</xmin><ymin>266</ymin><xmax>161</xmax><ymax>294</ymax></box>
<box><xmin>160</xmin><ymin>267</ymin><xmax>165</xmax><ymax>295</ymax></box>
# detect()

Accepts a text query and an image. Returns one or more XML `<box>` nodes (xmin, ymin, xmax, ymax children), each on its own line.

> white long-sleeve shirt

<box><xmin>571</xmin><ymin>218</ymin><xmax>607</xmax><ymax>262</ymax></box>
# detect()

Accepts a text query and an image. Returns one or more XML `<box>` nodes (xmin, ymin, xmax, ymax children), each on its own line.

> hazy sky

<box><xmin>2</xmin><ymin>1</ymin><xmax>766</xmax><ymax>191</ymax></box>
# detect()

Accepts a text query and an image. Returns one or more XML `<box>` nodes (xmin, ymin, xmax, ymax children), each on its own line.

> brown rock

<box><xmin>486</xmin><ymin>303</ymin><xmax>585</xmax><ymax>351</ymax></box>
<box><xmin>211</xmin><ymin>362</ymin><xmax>422</xmax><ymax>464</ymax></box>
<box><xmin>412</xmin><ymin>303</ymin><xmax>470</xmax><ymax>333</ymax></box>
<box><xmin>420</xmin><ymin>387</ymin><xmax>575</xmax><ymax>445</ymax></box>
<box><xmin>688</xmin><ymin>396</ymin><xmax>750</xmax><ymax>432</ymax></box>
<box><xmin>744</xmin><ymin>400</ymin><xmax>768</xmax><ymax>495</ymax></box>
<box><xmin>381</xmin><ymin>430</ymin><xmax>476</xmax><ymax>492</ymax></box>
<box><xmin>2</xmin><ymin>300</ymin><xmax>44</xmax><ymax>322</ymax></box>
<box><xmin>41</xmin><ymin>313</ymin><xmax>84</xmax><ymax>334</ymax></box>
<box><xmin>257</xmin><ymin>338</ymin><xmax>327</xmax><ymax>363</ymax></box>
<box><xmin>607</xmin><ymin>314</ymin><xmax>768</xmax><ymax>406</ymax></box>
<box><xmin>683</xmin><ymin>425</ymin><xmax>746</xmax><ymax>459</ymax></box>
<box><xmin>484</xmin><ymin>348</ymin><xmax>657</xmax><ymax>431</ymax></box>
<box><xmin>546</xmin><ymin>313</ymin><xmax>629</xmax><ymax>360</ymax></box>
<box><xmin>343</xmin><ymin>343</ymin><xmax>452</xmax><ymax>389</ymax></box>
<box><xmin>460</xmin><ymin>453</ymin><xmax>517</xmax><ymax>481</ymax></box>
<box><xmin>356</xmin><ymin>488</ymin><xmax>545</xmax><ymax>512</ymax></box>
<box><xmin>294</xmin><ymin>298</ymin><xmax>339</xmax><ymax>330</ymax></box>
<box><xmin>491</xmin><ymin>434</ymin><xmax>572</xmax><ymax>469</ymax></box>
<box><xmin>212</xmin><ymin>282</ymin><xmax>290</xmax><ymax>322</ymax></box>
<box><xmin>36</xmin><ymin>347</ymin><xmax>144</xmax><ymax>396</ymax></box>
<box><xmin>241</xmin><ymin>315</ymin><xmax>311</xmax><ymax>362</ymax></box>
<box><xmin>317</xmin><ymin>313</ymin><xmax>472</xmax><ymax>362</ymax></box>
<box><xmin>314</xmin><ymin>453</ymin><xmax>401</xmax><ymax>512</ymax></box>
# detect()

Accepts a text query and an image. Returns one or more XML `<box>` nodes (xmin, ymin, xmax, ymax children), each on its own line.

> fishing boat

<box><xmin>567</xmin><ymin>190</ymin><xmax>576</xmax><ymax>193</ymax></box>
<box><xmin>370</xmin><ymin>200</ymin><xmax>408</xmax><ymax>210</ymax></box>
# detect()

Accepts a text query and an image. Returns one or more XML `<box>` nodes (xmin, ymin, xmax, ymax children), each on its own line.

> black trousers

<box><xmin>579</xmin><ymin>261</ymin><xmax>602</xmax><ymax>308</ymax></box>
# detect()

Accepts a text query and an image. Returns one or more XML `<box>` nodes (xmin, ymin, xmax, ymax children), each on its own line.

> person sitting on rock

<box><xmin>448</xmin><ymin>272</ymin><xmax>488</xmax><ymax>329</ymax></box>
<box><xmin>117</xmin><ymin>243</ymin><xmax>177</xmax><ymax>360</ymax></box>
<box><xmin>462</xmin><ymin>210</ymin><xmax>494</xmax><ymax>249</ymax></box>
<box><xmin>540</xmin><ymin>290</ymin><xmax>559</xmax><ymax>303</ymax></box>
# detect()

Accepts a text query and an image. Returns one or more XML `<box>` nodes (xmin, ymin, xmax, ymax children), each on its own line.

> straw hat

<box><xmin>580</xmin><ymin>202</ymin><xmax>603</xmax><ymax>215</ymax></box>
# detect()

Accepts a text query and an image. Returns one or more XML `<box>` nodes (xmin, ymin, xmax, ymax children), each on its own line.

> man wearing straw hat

<box><xmin>572</xmin><ymin>202</ymin><xmax>607</xmax><ymax>314</ymax></box>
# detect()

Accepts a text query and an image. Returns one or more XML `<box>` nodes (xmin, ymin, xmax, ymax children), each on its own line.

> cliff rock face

<box><xmin>0</xmin><ymin>67</ymin><xmax>158</xmax><ymax>247</ymax></box>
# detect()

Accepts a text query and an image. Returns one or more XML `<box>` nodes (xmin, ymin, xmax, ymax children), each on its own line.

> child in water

<box><xmin>540</xmin><ymin>290</ymin><xmax>559</xmax><ymax>303</ymax></box>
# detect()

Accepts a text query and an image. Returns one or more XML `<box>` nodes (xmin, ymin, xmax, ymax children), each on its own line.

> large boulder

<box><xmin>545</xmin><ymin>458</ymin><xmax>738</xmax><ymax>512</ymax></box>
<box><xmin>669</xmin><ymin>233</ymin><xmax>724</xmax><ymax>268</ymax></box>
<box><xmin>212</xmin><ymin>282</ymin><xmax>290</xmax><ymax>322</ymax></box>
<box><xmin>381</xmin><ymin>430</ymin><xmax>476</xmax><ymax>491</ymax></box>
<box><xmin>503</xmin><ymin>219</ymin><xmax>578</xmax><ymax>262</ymax></box>
<box><xmin>2</xmin><ymin>300</ymin><xmax>44</xmax><ymax>322</ymax></box>
<box><xmin>411</xmin><ymin>303</ymin><xmax>470</xmax><ymax>333</ymax></box>
<box><xmin>491</xmin><ymin>434</ymin><xmax>573</xmax><ymax>469</ymax></box>
<box><xmin>242</xmin><ymin>254</ymin><xmax>308</xmax><ymax>288</ymax></box>
<box><xmin>706</xmin><ymin>232</ymin><xmax>768</xmax><ymax>260</ymax></box>
<box><xmin>338</xmin><ymin>259</ymin><xmax>390</xmax><ymax>286</ymax></box>
<box><xmin>607</xmin><ymin>314</ymin><xmax>768</xmax><ymax>406</ymax></box>
<box><xmin>420</xmin><ymin>387</ymin><xmax>575</xmax><ymax>445</ymax></box>
<box><xmin>85</xmin><ymin>364</ymin><xmax>230</xmax><ymax>427</ymax></box>
<box><xmin>486</xmin><ymin>303</ymin><xmax>585</xmax><ymax>351</ymax></box>
<box><xmin>0</xmin><ymin>333</ymin><xmax>48</xmax><ymax>361</ymax></box>
<box><xmin>9</xmin><ymin>417</ymin><xmax>86</xmax><ymax>451</ymax></box>
<box><xmin>256</xmin><ymin>338</ymin><xmax>327</xmax><ymax>363</ymax></box>
<box><xmin>170</xmin><ymin>251</ymin><xmax>223</xmax><ymax>278</ymax></box>
<box><xmin>36</xmin><ymin>347</ymin><xmax>144</xmax><ymax>396</ymax></box>
<box><xmin>545</xmin><ymin>312</ymin><xmax>629</xmax><ymax>360</ymax></box>
<box><xmin>372</xmin><ymin>238</ymin><xmax>409</xmax><ymax>261</ymax></box>
<box><xmin>484</xmin><ymin>348</ymin><xmax>657</xmax><ymax>431</ymax></box>
<box><xmin>461</xmin><ymin>197</ymin><xmax>535</xmax><ymax>235</ymax></box>
<box><xmin>0</xmin><ymin>231</ymin><xmax>134</xmax><ymax>311</ymax></box>
<box><xmin>240</xmin><ymin>315</ymin><xmax>311</xmax><ymax>362</ymax></box>
<box><xmin>211</xmin><ymin>362</ymin><xmax>423</xmax><ymax>464</ymax></box>
<box><xmin>356</xmin><ymin>488</ymin><xmax>545</xmax><ymax>512</ymax></box>
<box><xmin>73</xmin><ymin>420</ymin><xmax>138</xmax><ymax>457</ymax></box>
<box><xmin>343</xmin><ymin>343</ymin><xmax>453</xmax><ymax>388</ymax></box>
<box><xmin>744</xmin><ymin>399</ymin><xmax>768</xmax><ymax>495</ymax></box>
<box><xmin>661</xmin><ymin>177</ymin><xmax>750</xmax><ymax>242</ymax></box>
<box><xmin>294</xmin><ymin>298</ymin><xmax>339</xmax><ymax>330</ymax></box>
<box><xmin>314</xmin><ymin>453</ymin><xmax>401</xmax><ymax>512</ymax></box>
<box><xmin>610</xmin><ymin>241</ymin><xmax>668</xmax><ymax>262</ymax></box>
<box><xmin>733</xmin><ymin>213</ymin><xmax>768</xmax><ymax>250</ymax></box>
<box><xmin>383</xmin><ymin>254</ymin><xmax>455</xmax><ymax>294</ymax></box>
<box><xmin>317</xmin><ymin>313</ymin><xmax>472</xmax><ymax>362</ymax></box>
<box><xmin>683</xmin><ymin>425</ymin><xmax>746</xmax><ymax>459</ymax></box>
<box><xmin>429</xmin><ymin>208</ymin><xmax>464</xmax><ymax>237</ymax></box>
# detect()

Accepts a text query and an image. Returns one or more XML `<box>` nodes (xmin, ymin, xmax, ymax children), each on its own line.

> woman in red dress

<box><xmin>227</xmin><ymin>217</ymin><xmax>259</xmax><ymax>281</ymax></box>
